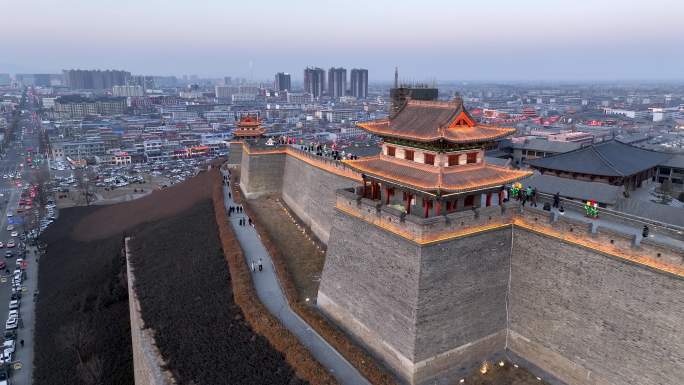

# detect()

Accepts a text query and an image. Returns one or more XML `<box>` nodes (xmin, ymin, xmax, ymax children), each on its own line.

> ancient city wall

<box><xmin>509</xmin><ymin>228</ymin><xmax>684</xmax><ymax>385</ymax></box>
<box><xmin>318</xmin><ymin>209</ymin><xmax>422</xmax><ymax>382</ymax></box>
<box><xmin>414</xmin><ymin>229</ymin><xmax>511</xmax><ymax>383</ymax></box>
<box><xmin>239</xmin><ymin>147</ymin><xmax>286</xmax><ymax>198</ymax></box>
<box><xmin>238</xmin><ymin>146</ymin><xmax>684</xmax><ymax>385</ymax></box>
<box><xmin>282</xmin><ymin>152</ymin><xmax>358</xmax><ymax>243</ymax></box>
<box><xmin>125</xmin><ymin>240</ymin><xmax>176</xmax><ymax>385</ymax></box>
<box><xmin>226</xmin><ymin>141</ymin><xmax>243</xmax><ymax>166</ymax></box>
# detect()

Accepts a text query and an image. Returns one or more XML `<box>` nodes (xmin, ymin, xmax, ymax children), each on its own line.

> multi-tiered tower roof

<box><xmin>345</xmin><ymin>98</ymin><xmax>531</xmax><ymax>216</ymax></box>
<box><xmin>233</xmin><ymin>115</ymin><xmax>265</xmax><ymax>139</ymax></box>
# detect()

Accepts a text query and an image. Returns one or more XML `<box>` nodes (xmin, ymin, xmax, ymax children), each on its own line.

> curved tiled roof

<box><xmin>344</xmin><ymin>155</ymin><xmax>532</xmax><ymax>194</ymax></box>
<box><xmin>527</xmin><ymin>140</ymin><xmax>672</xmax><ymax>177</ymax></box>
<box><xmin>357</xmin><ymin>99</ymin><xmax>515</xmax><ymax>144</ymax></box>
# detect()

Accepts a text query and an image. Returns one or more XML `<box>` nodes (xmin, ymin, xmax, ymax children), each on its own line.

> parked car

<box><xmin>5</xmin><ymin>225</ymin><xmax>12</xmax><ymax>231</ymax></box>
<box><xmin>8</xmin><ymin>300</ymin><xmax>18</xmax><ymax>311</ymax></box>
<box><xmin>0</xmin><ymin>261</ymin><xmax>5</xmax><ymax>270</ymax></box>
<box><xmin>5</xmin><ymin>316</ymin><xmax>17</xmax><ymax>330</ymax></box>
<box><xmin>9</xmin><ymin>232</ymin><xmax>18</xmax><ymax>237</ymax></box>
<box><xmin>4</xmin><ymin>252</ymin><xmax>11</xmax><ymax>258</ymax></box>
<box><xmin>0</xmin><ymin>242</ymin><xmax>4</xmax><ymax>248</ymax></box>
<box><xmin>6</xmin><ymin>242</ymin><xmax>15</xmax><ymax>248</ymax></box>
<box><xmin>3</xmin><ymin>340</ymin><xmax>14</xmax><ymax>354</ymax></box>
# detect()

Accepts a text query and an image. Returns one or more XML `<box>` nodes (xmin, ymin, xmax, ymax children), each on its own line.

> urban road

<box><xmin>0</xmin><ymin>105</ymin><xmax>45</xmax><ymax>384</ymax></box>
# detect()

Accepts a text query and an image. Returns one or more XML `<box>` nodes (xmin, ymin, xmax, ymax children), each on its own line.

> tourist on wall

<box><xmin>258</xmin><ymin>258</ymin><xmax>263</xmax><ymax>272</ymax></box>
<box><xmin>553</xmin><ymin>192</ymin><xmax>560</xmax><ymax>208</ymax></box>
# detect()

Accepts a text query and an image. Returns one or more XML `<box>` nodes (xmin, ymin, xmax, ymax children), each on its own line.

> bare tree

<box><xmin>58</xmin><ymin>320</ymin><xmax>103</xmax><ymax>385</ymax></box>
<box><xmin>75</xmin><ymin>167</ymin><xmax>97</xmax><ymax>206</ymax></box>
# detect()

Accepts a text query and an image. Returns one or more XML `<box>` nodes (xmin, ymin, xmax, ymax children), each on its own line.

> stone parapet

<box><xmin>125</xmin><ymin>238</ymin><xmax>176</xmax><ymax>385</ymax></box>
<box><xmin>335</xmin><ymin>188</ymin><xmax>516</xmax><ymax>245</ymax></box>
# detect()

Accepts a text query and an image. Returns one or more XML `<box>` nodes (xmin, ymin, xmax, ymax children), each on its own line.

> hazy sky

<box><xmin>2</xmin><ymin>0</ymin><xmax>683</xmax><ymax>81</ymax></box>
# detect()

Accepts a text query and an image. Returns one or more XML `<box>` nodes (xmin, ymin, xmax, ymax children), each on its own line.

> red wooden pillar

<box><xmin>498</xmin><ymin>190</ymin><xmax>504</xmax><ymax>205</ymax></box>
<box><xmin>486</xmin><ymin>192</ymin><xmax>492</xmax><ymax>207</ymax></box>
<box><xmin>423</xmin><ymin>198</ymin><xmax>430</xmax><ymax>218</ymax></box>
<box><xmin>435</xmin><ymin>200</ymin><xmax>441</xmax><ymax>216</ymax></box>
<box><xmin>405</xmin><ymin>193</ymin><xmax>412</xmax><ymax>214</ymax></box>
<box><xmin>385</xmin><ymin>187</ymin><xmax>391</xmax><ymax>205</ymax></box>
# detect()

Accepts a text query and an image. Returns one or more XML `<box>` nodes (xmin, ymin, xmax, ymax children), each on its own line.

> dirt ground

<box><xmin>71</xmin><ymin>170</ymin><xmax>214</xmax><ymax>242</ymax></box>
<box><xmin>246</xmin><ymin>195</ymin><xmax>326</xmax><ymax>302</ymax></box>
<box><xmin>54</xmin><ymin>175</ymin><xmax>170</xmax><ymax>208</ymax></box>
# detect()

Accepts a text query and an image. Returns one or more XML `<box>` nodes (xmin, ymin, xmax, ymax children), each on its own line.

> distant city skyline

<box><xmin>2</xmin><ymin>0</ymin><xmax>683</xmax><ymax>81</ymax></box>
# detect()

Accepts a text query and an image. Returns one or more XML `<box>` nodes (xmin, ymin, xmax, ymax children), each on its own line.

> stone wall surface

<box><xmin>240</xmin><ymin>150</ymin><xmax>286</xmax><ymax>198</ymax></box>
<box><xmin>318</xmin><ymin>210</ymin><xmax>422</xmax><ymax>380</ymax></box>
<box><xmin>509</xmin><ymin>228</ymin><xmax>684</xmax><ymax>385</ymax></box>
<box><xmin>126</xmin><ymin>243</ymin><xmax>176</xmax><ymax>385</ymax></box>
<box><xmin>416</xmin><ymin>229</ymin><xmax>511</xmax><ymax>361</ymax></box>
<box><xmin>227</xmin><ymin>142</ymin><xmax>243</xmax><ymax>165</ymax></box>
<box><xmin>281</xmin><ymin>154</ymin><xmax>356</xmax><ymax>243</ymax></box>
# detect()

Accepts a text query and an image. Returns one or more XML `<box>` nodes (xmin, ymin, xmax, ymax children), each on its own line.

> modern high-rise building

<box><xmin>303</xmin><ymin>67</ymin><xmax>325</xmax><ymax>98</ymax></box>
<box><xmin>112</xmin><ymin>85</ymin><xmax>144</xmax><ymax>97</ymax></box>
<box><xmin>0</xmin><ymin>74</ymin><xmax>10</xmax><ymax>86</ymax></box>
<box><xmin>327</xmin><ymin>67</ymin><xmax>347</xmax><ymax>98</ymax></box>
<box><xmin>274</xmin><ymin>72</ymin><xmax>291</xmax><ymax>91</ymax></box>
<box><xmin>350</xmin><ymin>68</ymin><xmax>368</xmax><ymax>99</ymax></box>
<box><xmin>63</xmin><ymin>69</ymin><xmax>131</xmax><ymax>90</ymax></box>
<box><xmin>130</xmin><ymin>75</ymin><xmax>155</xmax><ymax>91</ymax></box>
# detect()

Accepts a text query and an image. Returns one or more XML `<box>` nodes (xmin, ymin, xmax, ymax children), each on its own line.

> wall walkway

<box><xmin>221</xmin><ymin>171</ymin><xmax>371</xmax><ymax>385</ymax></box>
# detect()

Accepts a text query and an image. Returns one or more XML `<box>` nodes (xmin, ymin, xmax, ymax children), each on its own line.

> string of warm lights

<box><xmin>275</xmin><ymin>198</ymin><xmax>325</xmax><ymax>255</ymax></box>
<box><xmin>335</xmin><ymin>203</ymin><xmax>683</xmax><ymax>277</ymax></box>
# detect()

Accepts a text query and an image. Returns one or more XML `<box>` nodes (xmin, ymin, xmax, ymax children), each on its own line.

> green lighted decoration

<box><xmin>511</xmin><ymin>182</ymin><xmax>522</xmax><ymax>198</ymax></box>
<box><xmin>584</xmin><ymin>200</ymin><xmax>599</xmax><ymax>218</ymax></box>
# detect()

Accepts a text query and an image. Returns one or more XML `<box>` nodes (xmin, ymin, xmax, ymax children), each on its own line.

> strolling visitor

<box><xmin>251</xmin><ymin>260</ymin><xmax>255</xmax><ymax>272</ymax></box>
<box><xmin>531</xmin><ymin>188</ymin><xmax>538</xmax><ymax>207</ymax></box>
<box><xmin>553</xmin><ymin>192</ymin><xmax>560</xmax><ymax>208</ymax></box>
<box><xmin>258</xmin><ymin>258</ymin><xmax>263</xmax><ymax>272</ymax></box>
<box><xmin>642</xmin><ymin>225</ymin><xmax>650</xmax><ymax>238</ymax></box>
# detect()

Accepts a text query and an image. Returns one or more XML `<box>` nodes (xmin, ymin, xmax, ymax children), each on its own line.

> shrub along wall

<box><xmin>228</xmin><ymin>172</ymin><xmax>397</xmax><ymax>385</ymax></box>
<box><xmin>211</xmin><ymin>173</ymin><xmax>337</xmax><ymax>385</ymax></box>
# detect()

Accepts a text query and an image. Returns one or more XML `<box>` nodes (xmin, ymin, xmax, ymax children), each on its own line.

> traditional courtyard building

<box><xmin>526</xmin><ymin>140</ymin><xmax>670</xmax><ymax>191</ymax></box>
<box><xmin>347</xmin><ymin>98</ymin><xmax>531</xmax><ymax>216</ymax></box>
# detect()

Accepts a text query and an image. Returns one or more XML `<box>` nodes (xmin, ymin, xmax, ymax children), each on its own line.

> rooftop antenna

<box><xmin>394</xmin><ymin>66</ymin><xmax>399</xmax><ymax>88</ymax></box>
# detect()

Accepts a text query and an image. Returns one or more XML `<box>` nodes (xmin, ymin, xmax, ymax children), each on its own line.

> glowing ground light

<box><xmin>459</xmin><ymin>380</ymin><xmax>464</xmax><ymax>383</ymax></box>
<box><xmin>480</xmin><ymin>361</ymin><xmax>489</xmax><ymax>374</ymax></box>
<box><xmin>499</xmin><ymin>361</ymin><xmax>505</xmax><ymax>367</ymax></box>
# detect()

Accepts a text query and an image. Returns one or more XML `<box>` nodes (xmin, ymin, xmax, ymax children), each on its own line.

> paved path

<box><xmin>221</xmin><ymin>176</ymin><xmax>370</xmax><ymax>385</ymax></box>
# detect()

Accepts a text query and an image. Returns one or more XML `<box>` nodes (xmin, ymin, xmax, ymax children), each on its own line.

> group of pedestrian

<box><xmin>238</xmin><ymin>217</ymin><xmax>253</xmax><ymax>227</ymax></box>
<box><xmin>250</xmin><ymin>258</ymin><xmax>263</xmax><ymax>272</ymax></box>
<box><xmin>228</xmin><ymin>205</ymin><xmax>243</xmax><ymax>215</ymax></box>
<box><xmin>514</xmin><ymin>185</ymin><xmax>538</xmax><ymax>207</ymax></box>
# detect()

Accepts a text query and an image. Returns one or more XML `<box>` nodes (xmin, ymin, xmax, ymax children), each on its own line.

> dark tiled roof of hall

<box><xmin>527</xmin><ymin>139</ymin><xmax>673</xmax><ymax>177</ymax></box>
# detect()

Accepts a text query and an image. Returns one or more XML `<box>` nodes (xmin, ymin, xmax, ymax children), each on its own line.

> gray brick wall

<box><xmin>509</xmin><ymin>229</ymin><xmax>684</xmax><ymax>385</ymax></box>
<box><xmin>240</xmin><ymin>151</ymin><xmax>286</xmax><ymax>198</ymax></box>
<box><xmin>417</xmin><ymin>229</ymin><xmax>510</xmax><ymax>361</ymax></box>
<box><xmin>282</xmin><ymin>155</ymin><xmax>356</xmax><ymax>243</ymax></box>
<box><xmin>318</xmin><ymin>209</ymin><xmax>422</xmax><ymax>375</ymax></box>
